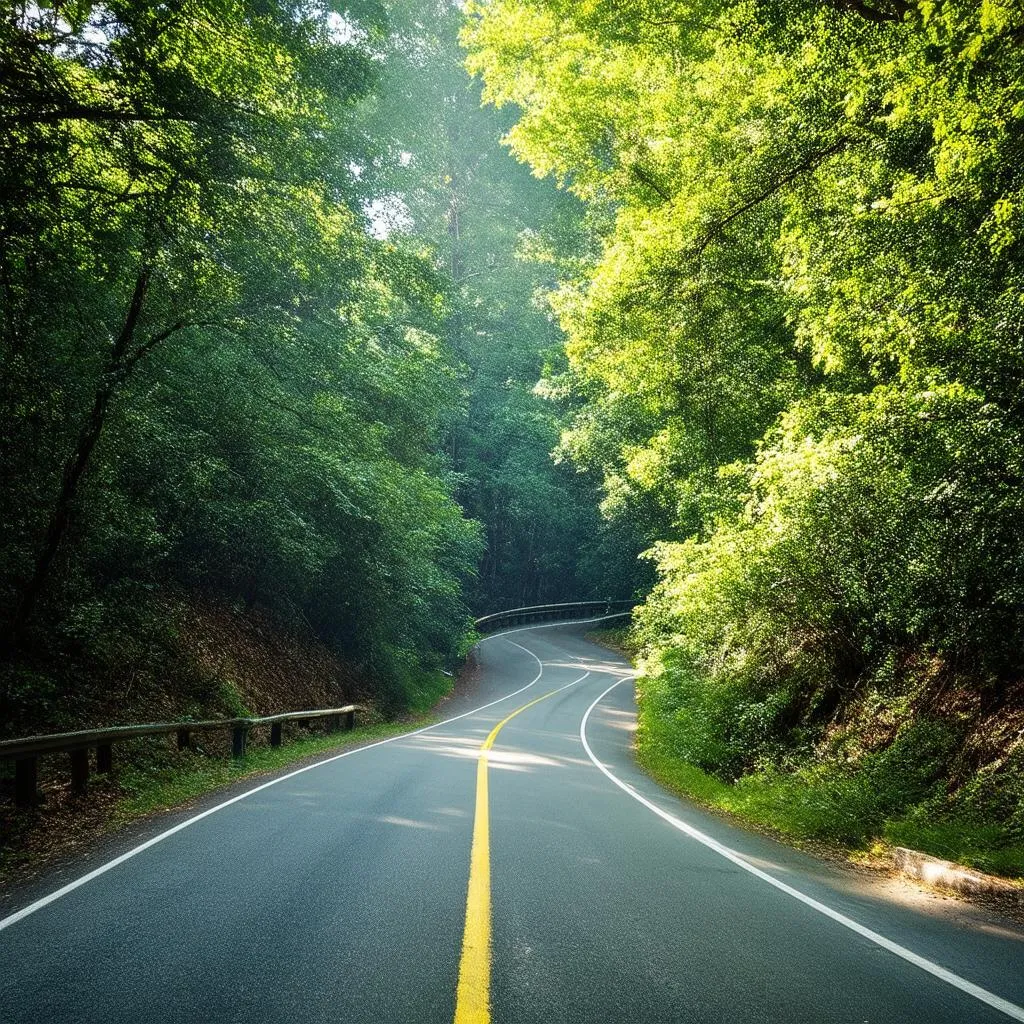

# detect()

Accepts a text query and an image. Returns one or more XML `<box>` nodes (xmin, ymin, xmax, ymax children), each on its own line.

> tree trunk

<box><xmin>11</xmin><ymin>267</ymin><xmax>152</xmax><ymax>641</ymax></box>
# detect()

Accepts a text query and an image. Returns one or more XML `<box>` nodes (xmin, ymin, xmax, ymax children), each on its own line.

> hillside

<box><xmin>3</xmin><ymin>593</ymin><xmax>370</xmax><ymax>740</ymax></box>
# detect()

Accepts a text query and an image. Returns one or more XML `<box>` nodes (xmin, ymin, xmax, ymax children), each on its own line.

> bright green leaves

<box><xmin>464</xmin><ymin>0</ymin><xmax>1024</xmax><ymax>770</ymax></box>
<box><xmin>0</xmin><ymin>1</ymin><xmax>485</xmax><ymax>715</ymax></box>
<box><xmin>463</xmin><ymin>0</ymin><xmax>680</xmax><ymax>197</ymax></box>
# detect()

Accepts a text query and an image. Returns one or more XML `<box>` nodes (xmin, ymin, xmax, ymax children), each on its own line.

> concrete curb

<box><xmin>892</xmin><ymin>846</ymin><xmax>1023</xmax><ymax>901</ymax></box>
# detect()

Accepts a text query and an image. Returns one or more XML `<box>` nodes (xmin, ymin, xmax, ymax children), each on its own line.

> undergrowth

<box><xmin>0</xmin><ymin>714</ymin><xmax>441</xmax><ymax>891</ymax></box>
<box><xmin>635</xmin><ymin>662</ymin><xmax>1024</xmax><ymax>880</ymax></box>
<box><xmin>112</xmin><ymin>719</ymin><xmax>433</xmax><ymax>822</ymax></box>
<box><xmin>586</xmin><ymin>626</ymin><xmax>640</xmax><ymax>660</ymax></box>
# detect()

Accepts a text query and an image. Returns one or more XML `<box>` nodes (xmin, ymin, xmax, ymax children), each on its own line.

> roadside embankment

<box><xmin>0</xmin><ymin>594</ymin><xmax>455</xmax><ymax>897</ymax></box>
<box><xmin>891</xmin><ymin>847</ymin><xmax>1023</xmax><ymax>903</ymax></box>
<box><xmin>586</xmin><ymin>627</ymin><xmax>1024</xmax><ymax>911</ymax></box>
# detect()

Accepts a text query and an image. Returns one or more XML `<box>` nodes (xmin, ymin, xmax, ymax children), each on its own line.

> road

<box><xmin>2</xmin><ymin>621</ymin><xmax>1023</xmax><ymax>1023</ymax></box>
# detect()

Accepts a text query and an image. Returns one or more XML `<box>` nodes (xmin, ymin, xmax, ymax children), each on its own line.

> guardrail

<box><xmin>0</xmin><ymin>705</ymin><xmax>363</xmax><ymax>809</ymax></box>
<box><xmin>3</xmin><ymin>600</ymin><xmax>637</xmax><ymax>810</ymax></box>
<box><xmin>474</xmin><ymin>599</ymin><xmax>637</xmax><ymax>635</ymax></box>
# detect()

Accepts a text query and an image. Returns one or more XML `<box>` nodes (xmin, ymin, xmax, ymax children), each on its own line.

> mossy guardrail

<box><xmin>0</xmin><ymin>705</ymin><xmax>363</xmax><ymax>809</ymax></box>
<box><xmin>474</xmin><ymin>599</ymin><xmax>637</xmax><ymax>635</ymax></box>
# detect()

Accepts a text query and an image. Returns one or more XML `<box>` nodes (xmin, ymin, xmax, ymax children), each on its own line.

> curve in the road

<box><xmin>580</xmin><ymin>678</ymin><xmax>1024</xmax><ymax>1024</ymax></box>
<box><xmin>0</xmin><ymin>612</ymin><xmax>623</xmax><ymax>935</ymax></box>
<box><xmin>2</xmin><ymin>619</ymin><xmax>1023</xmax><ymax>1024</ymax></box>
<box><xmin>455</xmin><ymin>653</ymin><xmax>591</xmax><ymax>1024</ymax></box>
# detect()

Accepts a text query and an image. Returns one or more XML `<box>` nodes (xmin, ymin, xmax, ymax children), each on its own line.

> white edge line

<box><xmin>0</xmin><ymin>616</ymin><xmax>606</xmax><ymax>933</ymax></box>
<box><xmin>579</xmin><ymin>678</ymin><xmax>1024</xmax><ymax>1024</ymax></box>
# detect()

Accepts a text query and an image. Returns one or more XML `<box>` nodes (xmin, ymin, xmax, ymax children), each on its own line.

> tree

<box><xmin>0</xmin><ymin>1</ymin><xmax>482</xmax><ymax>725</ymax></box>
<box><xmin>361</xmin><ymin>0</ymin><xmax>650</xmax><ymax>610</ymax></box>
<box><xmin>465</xmin><ymin>0</ymin><xmax>1024</xmax><ymax>744</ymax></box>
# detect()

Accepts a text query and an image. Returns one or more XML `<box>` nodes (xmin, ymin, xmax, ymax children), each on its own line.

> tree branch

<box><xmin>694</xmin><ymin>136</ymin><xmax>852</xmax><ymax>259</ymax></box>
<box><xmin>824</xmin><ymin>0</ymin><xmax>912</xmax><ymax>24</ymax></box>
<box><xmin>0</xmin><ymin>105</ymin><xmax>205</xmax><ymax>128</ymax></box>
<box><xmin>121</xmin><ymin>318</ymin><xmax>224</xmax><ymax>376</ymax></box>
<box><xmin>630</xmin><ymin>163</ymin><xmax>672</xmax><ymax>202</ymax></box>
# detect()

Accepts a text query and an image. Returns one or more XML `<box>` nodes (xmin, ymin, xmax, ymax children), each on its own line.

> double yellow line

<box><xmin>452</xmin><ymin>672</ymin><xmax>589</xmax><ymax>1024</ymax></box>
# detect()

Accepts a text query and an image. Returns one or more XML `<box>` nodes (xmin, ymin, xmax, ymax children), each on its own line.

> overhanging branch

<box><xmin>694</xmin><ymin>136</ymin><xmax>852</xmax><ymax>259</ymax></box>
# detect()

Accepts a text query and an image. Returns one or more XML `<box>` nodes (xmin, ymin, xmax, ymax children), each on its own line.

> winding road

<box><xmin>2</xmin><ymin>621</ymin><xmax>1023</xmax><ymax>1023</ymax></box>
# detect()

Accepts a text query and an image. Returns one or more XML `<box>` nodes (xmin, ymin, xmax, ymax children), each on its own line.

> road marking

<box><xmin>453</xmin><ymin>668</ymin><xmax>591</xmax><ymax>1024</ymax></box>
<box><xmin>580</xmin><ymin>679</ymin><xmax>1024</xmax><ymax>1023</ymax></box>
<box><xmin>0</xmin><ymin>622</ymin><xmax>604</xmax><ymax>934</ymax></box>
<box><xmin>455</xmin><ymin>740</ymin><xmax>492</xmax><ymax>1024</ymax></box>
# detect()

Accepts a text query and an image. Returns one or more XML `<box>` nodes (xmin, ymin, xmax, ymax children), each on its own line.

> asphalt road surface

<box><xmin>2</xmin><ymin>621</ymin><xmax>1023</xmax><ymax>1023</ymax></box>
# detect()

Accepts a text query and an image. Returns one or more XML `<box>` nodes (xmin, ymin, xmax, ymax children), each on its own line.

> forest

<box><xmin>464</xmin><ymin>0</ymin><xmax>1024</xmax><ymax>869</ymax></box>
<box><xmin>2</xmin><ymin>1</ymin><xmax>1024</xmax><ymax>870</ymax></box>
<box><xmin>0</xmin><ymin>0</ymin><xmax>646</xmax><ymax>734</ymax></box>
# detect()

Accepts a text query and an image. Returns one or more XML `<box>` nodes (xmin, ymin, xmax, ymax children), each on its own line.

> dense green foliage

<box><xmin>466</xmin><ymin>0</ymin><xmax>1024</xmax><ymax>867</ymax></box>
<box><xmin>366</xmin><ymin>0</ymin><xmax>650</xmax><ymax>611</ymax></box>
<box><xmin>0</xmin><ymin>1</ymin><xmax>485</xmax><ymax>724</ymax></box>
<box><xmin>6</xmin><ymin>0</ymin><xmax>1022</xmax><ymax>874</ymax></box>
<box><xmin>0</xmin><ymin>1</ymin><xmax>646</xmax><ymax>734</ymax></box>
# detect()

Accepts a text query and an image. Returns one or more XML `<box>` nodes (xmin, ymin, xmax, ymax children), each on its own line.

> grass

<box><xmin>60</xmin><ymin>666</ymin><xmax>456</xmax><ymax>826</ymax></box>
<box><xmin>0</xmin><ymin>713</ymin><xmax>440</xmax><ymax>892</ymax></box>
<box><xmin>534</xmin><ymin>624</ymin><xmax>1023</xmax><ymax>882</ymax></box>
<box><xmin>0</xmin><ymin>660</ymin><xmax>462</xmax><ymax>894</ymax></box>
<box><xmin>112</xmin><ymin>718</ymin><xmax>435</xmax><ymax>822</ymax></box>
<box><xmin>882</xmin><ymin>818</ymin><xmax>1024</xmax><ymax>879</ymax></box>
<box><xmin>635</xmin><ymin>712</ymin><xmax>1024</xmax><ymax>881</ymax></box>
<box><xmin>586</xmin><ymin>626</ymin><xmax>641</xmax><ymax>660</ymax></box>
<box><xmin>403</xmin><ymin>669</ymin><xmax>456</xmax><ymax>717</ymax></box>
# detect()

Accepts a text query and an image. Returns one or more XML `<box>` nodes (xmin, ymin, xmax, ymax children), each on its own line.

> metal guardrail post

<box><xmin>2</xmin><ymin>705</ymin><xmax>362</xmax><ymax>805</ymax></box>
<box><xmin>15</xmin><ymin>757</ymin><xmax>37</xmax><ymax>809</ymax></box>
<box><xmin>70</xmin><ymin>749</ymin><xmax>89</xmax><ymax>795</ymax></box>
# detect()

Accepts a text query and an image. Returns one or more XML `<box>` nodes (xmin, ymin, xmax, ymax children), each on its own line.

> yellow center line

<box><xmin>453</xmin><ymin>673</ymin><xmax>589</xmax><ymax>1024</ymax></box>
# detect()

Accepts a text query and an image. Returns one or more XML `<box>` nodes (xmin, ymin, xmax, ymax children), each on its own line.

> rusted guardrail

<box><xmin>474</xmin><ymin>599</ymin><xmax>637</xmax><ymax>635</ymax></box>
<box><xmin>0</xmin><ymin>705</ymin><xmax>363</xmax><ymax>809</ymax></box>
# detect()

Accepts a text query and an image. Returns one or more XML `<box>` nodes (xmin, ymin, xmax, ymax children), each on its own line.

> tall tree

<box><xmin>465</xmin><ymin>0</ymin><xmax>1024</xmax><ymax>743</ymax></box>
<box><xmin>362</xmin><ymin>0</ymin><xmax>650</xmax><ymax>611</ymax></box>
<box><xmin>1</xmin><ymin>1</ymin><xmax>481</xmax><ymax>725</ymax></box>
